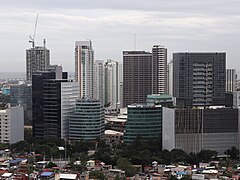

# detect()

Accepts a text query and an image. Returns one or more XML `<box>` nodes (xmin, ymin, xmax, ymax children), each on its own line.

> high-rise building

<box><xmin>167</xmin><ymin>60</ymin><xmax>173</xmax><ymax>96</ymax></box>
<box><xmin>69</xmin><ymin>97</ymin><xmax>105</xmax><ymax>141</ymax></box>
<box><xmin>26</xmin><ymin>45</ymin><xmax>50</xmax><ymax>81</ymax></box>
<box><xmin>123</xmin><ymin>51</ymin><xmax>152</xmax><ymax>107</ymax></box>
<box><xmin>152</xmin><ymin>45</ymin><xmax>168</xmax><ymax>94</ymax></box>
<box><xmin>10</xmin><ymin>83</ymin><xmax>32</xmax><ymax>124</ymax></box>
<box><xmin>0</xmin><ymin>106</ymin><xmax>24</xmax><ymax>144</ymax></box>
<box><xmin>93</xmin><ymin>60</ymin><xmax>105</xmax><ymax>105</ymax></box>
<box><xmin>226</xmin><ymin>69</ymin><xmax>237</xmax><ymax>92</ymax></box>
<box><xmin>105</xmin><ymin>59</ymin><xmax>120</xmax><ymax>110</ymax></box>
<box><xmin>75</xmin><ymin>40</ymin><xmax>94</xmax><ymax>98</ymax></box>
<box><xmin>32</xmin><ymin>67</ymin><xmax>79</xmax><ymax>139</ymax></box>
<box><xmin>173</xmin><ymin>52</ymin><xmax>226</xmax><ymax>107</ymax></box>
<box><xmin>124</xmin><ymin>104</ymin><xmax>175</xmax><ymax>150</ymax></box>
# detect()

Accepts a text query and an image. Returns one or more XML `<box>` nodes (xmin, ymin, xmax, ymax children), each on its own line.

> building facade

<box><xmin>10</xmin><ymin>83</ymin><xmax>32</xmax><ymax>124</ymax></box>
<box><xmin>175</xmin><ymin>107</ymin><xmax>239</xmax><ymax>154</ymax></box>
<box><xmin>124</xmin><ymin>104</ymin><xmax>175</xmax><ymax>150</ymax></box>
<box><xmin>93</xmin><ymin>60</ymin><xmax>105</xmax><ymax>105</ymax></box>
<box><xmin>173</xmin><ymin>52</ymin><xmax>226</xmax><ymax>107</ymax></box>
<box><xmin>32</xmin><ymin>69</ymin><xmax>77</xmax><ymax>139</ymax></box>
<box><xmin>226</xmin><ymin>69</ymin><xmax>237</xmax><ymax>92</ymax></box>
<box><xmin>0</xmin><ymin>106</ymin><xmax>24</xmax><ymax>144</ymax></box>
<box><xmin>26</xmin><ymin>46</ymin><xmax>50</xmax><ymax>81</ymax></box>
<box><xmin>152</xmin><ymin>45</ymin><xmax>168</xmax><ymax>94</ymax></box>
<box><xmin>75</xmin><ymin>40</ymin><xmax>94</xmax><ymax>98</ymax></box>
<box><xmin>105</xmin><ymin>59</ymin><xmax>120</xmax><ymax>110</ymax></box>
<box><xmin>123</xmin><ymin>51</ymin><xmax>153</xmax><ymax>107</ymax></box>
<box><xmin>69</xmin><ymin>97</ymin><xmax>105</xmax><ymax>141</ymax></box>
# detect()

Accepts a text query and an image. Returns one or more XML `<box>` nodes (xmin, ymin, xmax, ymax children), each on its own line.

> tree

<box><xmin>225</xmin><ymin>146</ymin><xmax>239</xmax><ymax>160</ymax></box>
<box><xmin>89</xmin><ymin>170</ymin><xmax>105</xmax><ymax>180</ymax></box>
<box><xmin>170</xmin><ymin>149</ymin><xmax>188</xmax><ymax>163</ymax></box>
<box><xmin>117</xmin><ymin>158</ymin><xmax>136</xmax><ymax>177</ymax></box>
<box><xmin>45</xmin><ymin>161</ymin><xmax>57</xmax><ymax>168</ymax></box>
<box><xmin>198</xmin><ymin>149</ymin><xmax>217</xmax><ymax>162</ymax></box>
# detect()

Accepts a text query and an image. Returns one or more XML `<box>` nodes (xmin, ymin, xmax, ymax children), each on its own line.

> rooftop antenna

<box><xmin>133</xmin><ymin>33</ymin><xmax>136</xmax><ymax>50</ymax></box>
<box><xmin>29</xmin><ymin>13</ymin><xmax>38</xmax><ymax>48</ymax></box>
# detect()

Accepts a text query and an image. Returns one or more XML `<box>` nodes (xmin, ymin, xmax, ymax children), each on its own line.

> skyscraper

<box><xmin>105</xmin><ymin>59</ymin><xmax>120</xmax><ymax>110</ymax></box>
<box><xmin>152</xmin><ymin>45</ymin><xmax>167</xmax><ymax>94</ymax></box>
<box><xmin>173</xmin><ymin>52</ymin><xmax>226</xmax><ymax>107</ymax></box>
<box><xmin>26</xmin><ymin>44</ymin><xmax>50</xmax><ymax>81</ymax></box>
<box><xmin>32</xmin><ymin>67</ymin><xmax>79</xmax><ymax>139</ymax></box>
<box><xmin>75</xmin><ymin>40</ymin><xmax>94</xmax><ymax>98</ymax></box>
<box><xmin>93</xmin><ymin>60</ymin><xmax>105</xmax><ymax>105</ymax></box>
<box><xmin>123</xmin><ymin>51</ymin><xmax>152</xmax><ymax>107</ymax></box>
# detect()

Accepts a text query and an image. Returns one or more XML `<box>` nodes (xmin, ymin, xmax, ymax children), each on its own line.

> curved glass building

<box><xmin>69</xmin><ymin>97</ymin><xmax>104</xmax><ymax>141</ymax></box>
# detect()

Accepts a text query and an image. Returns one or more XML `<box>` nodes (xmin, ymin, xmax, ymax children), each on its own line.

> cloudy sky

<box><xmin>0</xmin><ymin>0</ymin><xmax>240</xmax><ymax>73</ymax></box>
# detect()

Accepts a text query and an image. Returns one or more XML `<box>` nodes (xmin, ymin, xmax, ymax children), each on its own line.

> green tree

<box><xmin>198</xmin><ymin>149</ymin><xmax>217</xmax><ymax>162</ymax></box>
<box><xmin>225</xmin><ymin>146</ymin><xmax>239</xmax><ymax>160</ymax></box>
<box><xmin>170</xmin><ymin>149</ymin><xmax>188</xmax><ymax>163</ymax></box>
<box><xmin>116</xmin><ymin>158</ymin><xmax>136</xmax><ymax>177</ymax></box>
<box><xmin>45</xmin><ymin>161</ymin><xmax>57</xmax><ymax>168</ymax></box>
<box><xmin>89</xmin><ymin>170</ymin><xmax>105</xmax><ymax>180</ymax></box>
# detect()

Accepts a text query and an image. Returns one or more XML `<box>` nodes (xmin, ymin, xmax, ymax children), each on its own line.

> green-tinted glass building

<box><xmin>124</xmin><ymin>104</ymin><xmax>163</xmax><ymax>143</ymax></box>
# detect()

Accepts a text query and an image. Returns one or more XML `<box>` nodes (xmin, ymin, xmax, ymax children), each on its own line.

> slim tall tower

<box><xmin>26</xmin><ymin>45</ymin><xmax>50</xmax><ymax>81</ymax></box>
<box><xmin>152</xmin><ymin>45</ymin><xmax>167</xmax><ymax>94</ymax></box>
<box><xmin>226</xmin><ymin>69</ymin><xmax>237</xmax><ymax>92</ymax></box>
<box><xmin>93</xmin><ymin>60</ymin><xmax>105</xmax><ymax>105</ymax></box>
<box><xmin>105</xmin><ymin>59</ymin><xmax>119</xmax><ymax>110</ymax></box>
<box><xmin>75</xmin><ymin>40</ymin><xmax>94</xmax><ymax>98</ymax></box>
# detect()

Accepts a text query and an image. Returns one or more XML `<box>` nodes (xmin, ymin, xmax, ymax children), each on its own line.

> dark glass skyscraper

<box><xmin>32</xmin><ymin>71</ymin><xmax>69</xmax><ymax>138</ymax></box>
<box><xmin>173</xmin><ymin>52</ymin><xmax>226</xmax><ymax>107</ymax></box>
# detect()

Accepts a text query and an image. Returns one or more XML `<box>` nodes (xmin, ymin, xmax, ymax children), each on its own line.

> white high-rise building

<box><xmin>226</xmin><ymin>69</ymin><xmax>237</xmax><ymax>92</ymax></box>
<box><xmin>0</xmin><ymin>106</ymin><xmax>24</xmax><ymax>144</ymax></box>
<box><xmin>105</xmin><ymin>59</ymin><xmax>120</xmax><ymax>110</ymax></box>
<box><xmin>61</xmin><ymin>82</ymin><xmax>80</xmax><ymax>139</ymax></box>
<box><xmin>75</xmin><ymin>40</ymin><xmax>94</xmax><ymax>98</ymax></box>
<box><xmin>93</xmin><ymin>60</ymin><xmax>105</xmax><ymax>105</ymax></box>
<box><xmin>152</xmin><ymin>45</ymin><xmax>168</xmax><ymax>94</ymax></box>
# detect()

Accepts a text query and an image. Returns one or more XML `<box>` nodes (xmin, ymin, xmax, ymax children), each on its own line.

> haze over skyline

<box><xmin>0</xmin><ymin>0</ymin><xmax>240</xmax><ymax>73</ymax></box>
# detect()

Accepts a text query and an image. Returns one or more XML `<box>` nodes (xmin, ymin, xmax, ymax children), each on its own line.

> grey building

<box><xmin>10</xmin><ymin>84</ymin><xmax>32</xmax><ymax>124</ymax></box>
<box><xmin>173</xmin><ymin>52</ymin><xmax>226</xmax><ymax>107</ymax></box>
<box><xmin>26</xmin><ymin>46</ymin><xmax>50</xmax><ymax>81</ymax></box>
<box><xmin>69</xmin><ymin>97</ymin><xmax>105</xmax><ymax>141</ymax></box>
<box><xmin>175</xmin><ymin>107</ymin><xmax>239</xmax><ymax>154</ymax></box>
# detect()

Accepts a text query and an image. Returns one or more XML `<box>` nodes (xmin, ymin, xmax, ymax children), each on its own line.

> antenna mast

<box><xmin>133</xmin><ymin>33</ymin><xmax>136</xmax><ymax>50</ymax></box>
<box><xmin>29</xmin><ymin>13</ymin><xmax>38</xmax><ymax>48</ymax></box>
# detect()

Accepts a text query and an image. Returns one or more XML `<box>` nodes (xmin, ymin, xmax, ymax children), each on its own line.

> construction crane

<box><xmin>29</xmin><ymin>13</ymin><xmax>38</xmax><ymax>48</ymax></box>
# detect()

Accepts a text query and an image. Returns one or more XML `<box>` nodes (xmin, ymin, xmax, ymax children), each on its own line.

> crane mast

<box><xmin>29</xmin><ymin>13</ymin><xmax>38</xmax><ymax>48</ymax></box>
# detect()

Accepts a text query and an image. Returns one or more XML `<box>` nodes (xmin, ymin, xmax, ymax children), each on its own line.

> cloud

<box><xmin>0</xmin><ymin>0</ymin><xmax>240</xmax><ymax>72</ymax></box>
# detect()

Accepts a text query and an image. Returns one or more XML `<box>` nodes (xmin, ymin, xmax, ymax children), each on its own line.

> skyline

<box><xmin>0</xmin><ymin>0</ymin><xmax>240</xmax><ymax>72</ymax></box>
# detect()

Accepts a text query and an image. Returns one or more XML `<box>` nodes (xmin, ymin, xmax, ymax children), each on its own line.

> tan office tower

<box><xmin>75</xmin><ymin>40</ymin><xmax>94</xmax><ymax>98</ymax></box>
<box><xmin>152</xmin><ymin>45</ymin><xmax>167</xmax><ymax>94</ymax></box>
